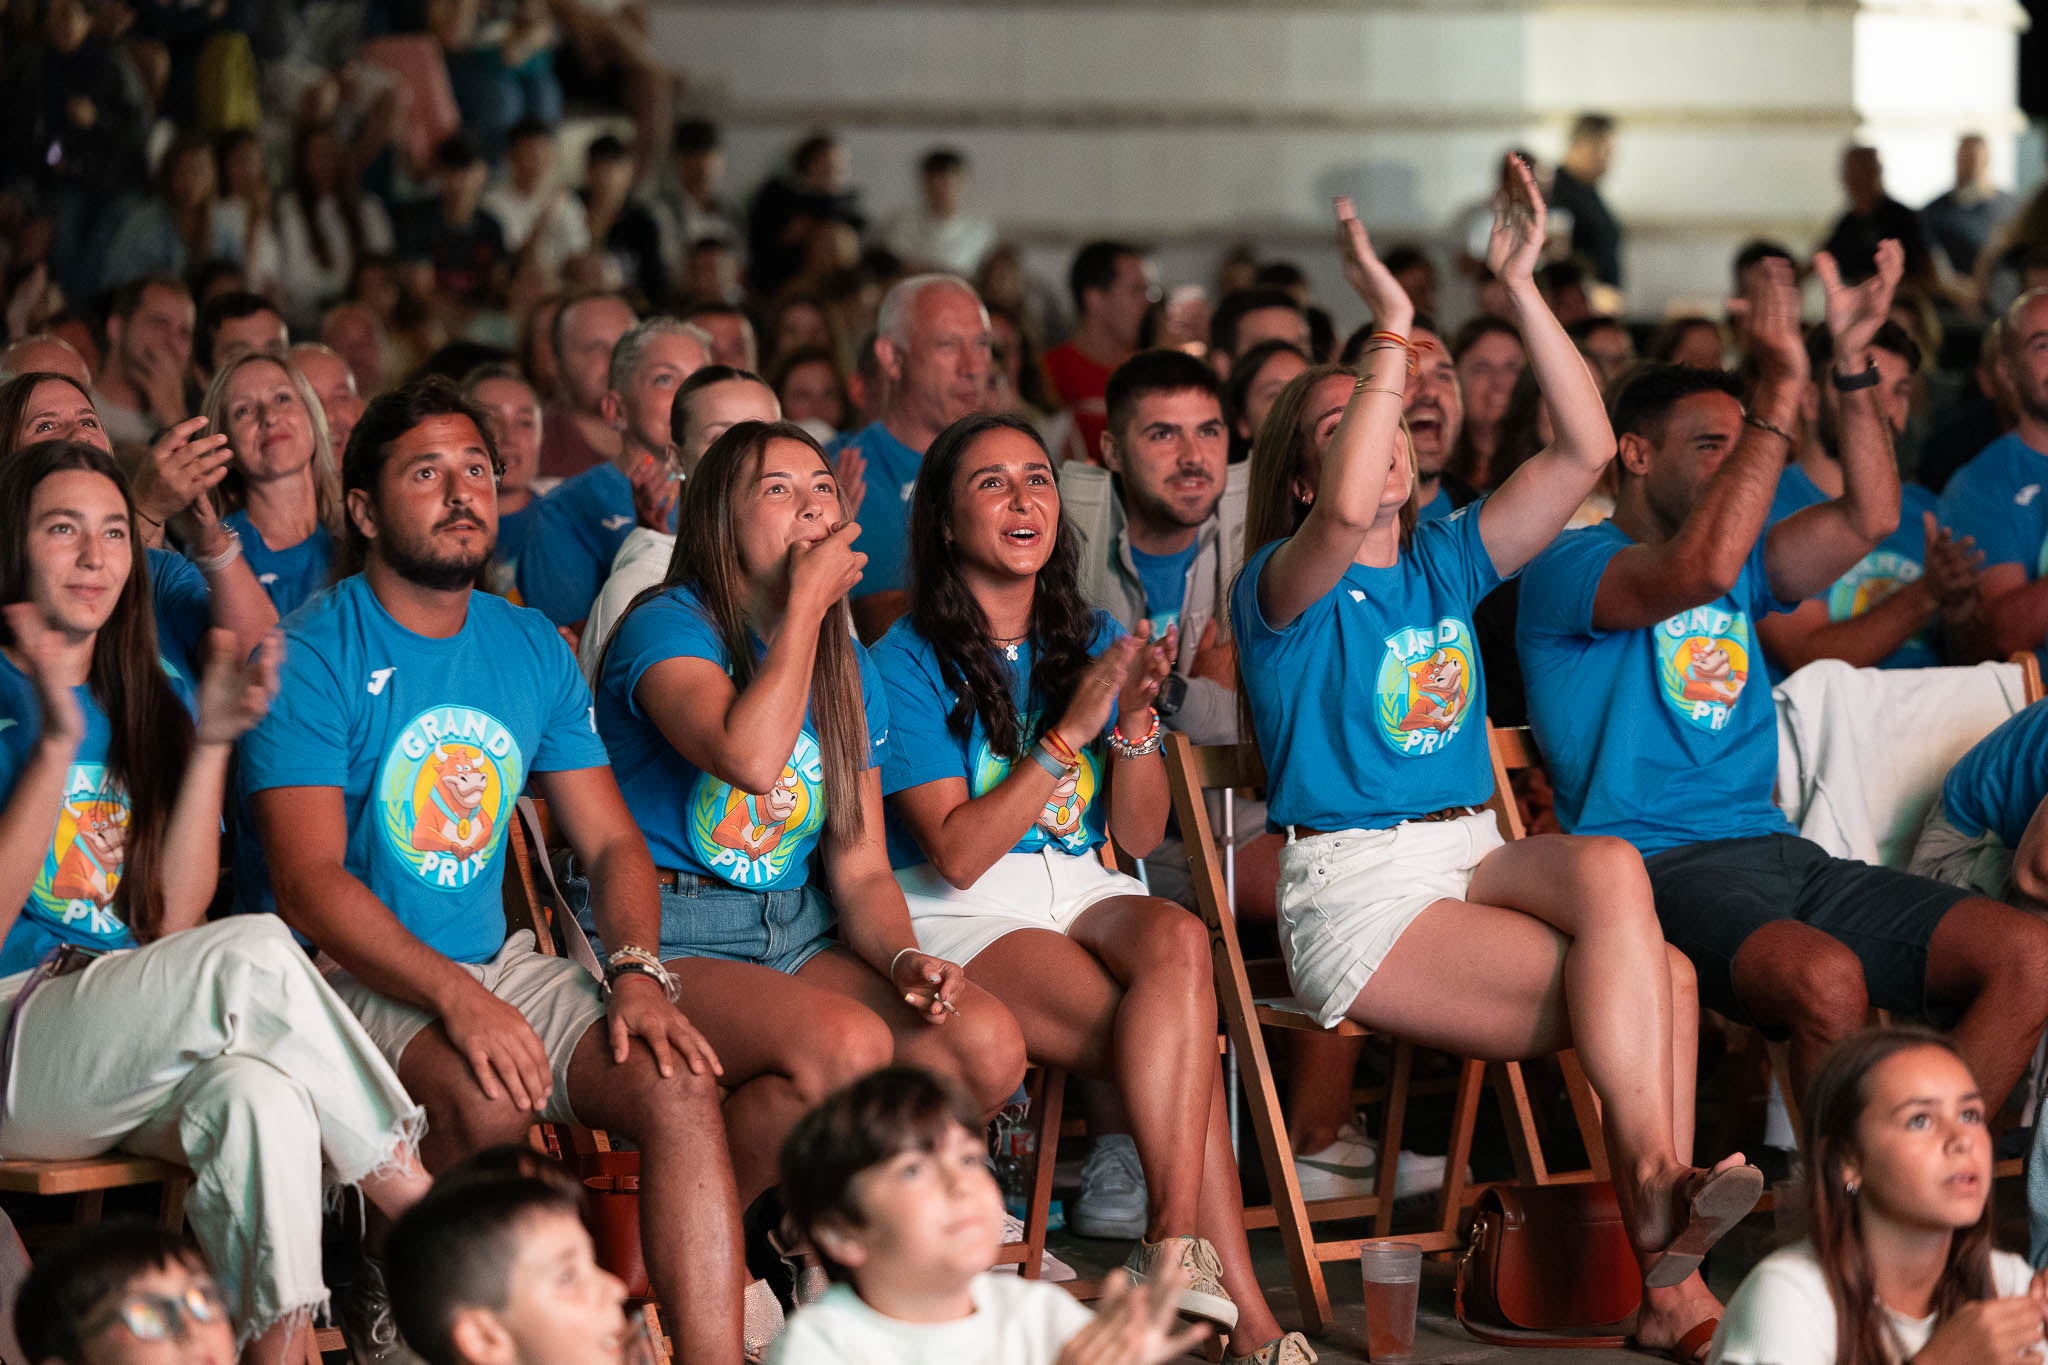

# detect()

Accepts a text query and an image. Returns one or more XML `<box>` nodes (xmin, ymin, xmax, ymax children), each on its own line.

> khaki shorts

<box><xmin>321</xmin><ymin>931</ymin><xmax>605</xmax><ymax>1126</ymax></box>
<box><xmin>1908</xmin><ymin>806</ymin><xmax>2014</xmax><ymax>902</ymax></box>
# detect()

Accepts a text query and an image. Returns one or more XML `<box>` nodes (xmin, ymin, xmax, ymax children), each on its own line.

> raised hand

<box><xmin>134</xmin><ymin>416</ymin><xmax>234</xmax><ymax>539</ymax></box>
<box><xmin>1115</xmin><ymin>622</ymin><xmax>1174</xmax><ymax>733</ymax></box>
<box><xmin>627</xmin><ymin>451</ymin><xmax>678</xmax><ymax>532</ymax></box>
<box><xmin>1910</xmin><ymin>1295</ymin><xmax>2047</xmax><ymax>1365</ymax></box>
<box><xmin>1188</xmin><ymin>618</ymin><xmax>1235</xmax><ymax>687</ymax></box>
<box><xmin>1486</xmin><ymin>153</ymin><xmax>1548</xmax><ymax>289</ymax></box>
<box><xmin>1055</xmin><ymin>1265</ymin><xmax>1212</xmax><ymax>1365</ymax></box>
<box><xmin>1815</xmin><ymin>240</ymin><xmax>1904</xmax><ymax>365</ymax></box>
<box><xmin>1053</xmin><ymin>636</ymin><xmax>1140</xmax><ymax>753</ymax></box>
<box><xmin>787</xmin><ymin>521</ymin><xmax>867</xmax><ymax>617</ymax></box>
<box><xmin>1335</xmin><ymin>196</ymin><xmax>1417</xmax><ymax>334</ymax></box>
<box><xmin>1922</xmin><ymin>511</ymin><xmax>1983</xmax><ymax>613</ymax></box>
<box><xmin>194</xmin><ymin>628</ymin><xmax>282</xmax><ymax>745</ymax></box>
<box><xmin>1729</xmin><ymin>255</ymin><xmax>1808</xmax><ymax>387</ymax></box>
<box><xmin>129</xmin><ymin>345</ymin><xmax>187</xmax><ymax>427</ymax></box>
<box><xmin>2</xmin><ymin>601</ymin><xmax>83</xmax><ymax>751</ymax></box>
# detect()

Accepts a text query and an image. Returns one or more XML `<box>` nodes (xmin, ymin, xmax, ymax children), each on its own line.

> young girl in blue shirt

<box><xmin>1230</xmin><ymin>162</ymin><xmax>1758</xmax><ymax>1361</ymax></box>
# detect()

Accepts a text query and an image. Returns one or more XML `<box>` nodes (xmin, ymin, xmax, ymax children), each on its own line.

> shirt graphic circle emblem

<box><xmin>1828</xmin><ymin>549</ymin><xmax>1921</xmax><ymax>622</ymax></box>
<box><xmin>379</xmin><ymin>707</ymin><xmax>523</xmax><ymax>891</ymax></box>
<box><xmin>688</xmin><ymin>730</ymin><xmax>825</xmax><ymax>887</ymax></box>
<box><xmin>972</xmin><ymin>711</ymin><xmax>1100</xmax><ymax>852</ymax></box>
<box><xmin>1655</xmin><ymin>608</ymin><xmax>1752</xmax><ymax>732</ymax></box>
<box><xmin>35</xmin><ymin>763</ymin><xmax>130</xmax><ymax>939</ymax></box>
<box><xmin>1373</xmin><ymin>618</ymin><xmax>1477</xmax><ymax>757</ymax></box>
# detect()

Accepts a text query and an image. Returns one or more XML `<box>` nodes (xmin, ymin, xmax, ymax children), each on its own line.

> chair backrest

<box><xmin>1163</xmin><ymin>735</ymin><xmax>1277</xmax><ymax>993</ymax></box>
<box><xmin>1484</xmin><ymin>724</ymin><xmax>1542</xmax><ymax>842</ymax></box>
<box><xmin>504</xmin><ymin>796</ymin><xmax>559</xmax><ymax>957</ymax></box>
<box><xmin>2020</xmin><ymin>651</ymin><xmax>2043</xmax><ymax>706</ymax></box>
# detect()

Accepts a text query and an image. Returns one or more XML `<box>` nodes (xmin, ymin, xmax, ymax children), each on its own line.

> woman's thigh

<box><xmin>962</xmin><ymin>929</ymin><xmax>1125</xmax><ymax>1074</ymax></box>
<box><xmin>1348</xmin><ymin>897</ymin><xmax>1574</xmax><ymax>1062</ymax></box>
<box><xmin>663</xmin><ymin>954</ymin><xmax>888</xmax><ymax>1084</ymax></box>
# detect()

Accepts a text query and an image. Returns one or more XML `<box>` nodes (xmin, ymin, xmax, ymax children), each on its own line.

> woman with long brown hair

<box><xmin>0</xmin><ymin>370</ymin><xmax>276</xmax><ymax>677</ymax></box>
<box><xmin>202</xmin><ymin>350</ymin><xmax>345</xmax><ymax>617</ymax></box>
<box><xmin>1710</xmin><ymin>1028</ymin><xmax>2046</xmax><ymax>1363</ymax></box>
<box><xmin>874</xmin><ymin>409</ymin><xmax>1309</xmax><ymax>1364</ymax></box>
<box><xmin>1231</xmin><ymin>161</ymin><xmax>1753</xmax><ymax>1361</ymax></box>
<box><xmin>581</xmin><ymin>418</ymin><xmax>1025</xmax><ymax>1213</ymax></box>
<box><xmin>0</xmin><ymin>439</ymin><xmax>429</xmax><ymax>1364</ymax></box>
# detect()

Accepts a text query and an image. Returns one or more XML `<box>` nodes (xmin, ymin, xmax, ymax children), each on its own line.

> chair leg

<box><xmin>1436</xmin><ymin>1059</ymin><xmax>1487</xmax><ymax>1241</ymax></box>
<box><xmin>1232</xmin><ymin>1024</ymin><xmax>1334</xmax><ymax>1334</ymax></box>
<box><xmin>1020</xmin><ymin>1067</ymin><xmax>1065</xmax><ymax>1281</ymax></box>
<box><xmin>1370</xmin><ymin>1039</ymin><xmax>1414</xmax><ymax>1238</ymax></box>
<box><xmin>1493</xmin><ymin>1061</ymin><xmax>1551</xmax><ymax>1185</ymax></box>
<box><xmin>158</xmin><ymin>1176</ymin><xmax>190</xmax><ymax>1232</ymax></box>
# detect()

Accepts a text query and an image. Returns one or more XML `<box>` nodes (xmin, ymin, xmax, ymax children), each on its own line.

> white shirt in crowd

<box><xmin>481</xmin><ymin>183</ymin><xmax>592</xmax><ymax>277</ymax></box>
<box><xmin>1709</xmin><ymin>1238</ymin><xmax>2038</xmax><ymax>1364</ymax></box>
<box><xmin>768</xmin><ymin>1273</ymin><xmax>1096</xmax><ymax>1365</ymax></box>
<box><xmin>578</xmin><ymin>527</ymin><xmax>674</xmax><ymax>683</ymax></box>
<box><xmin>882</xmin><ymin>209</ymin><xmax>998</xmax><ymax>277</ymax></box>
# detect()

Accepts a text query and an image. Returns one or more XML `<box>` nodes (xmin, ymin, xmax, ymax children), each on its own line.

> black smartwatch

<box><xmin>1154</xmin><ymin>673</ymin><xmax>1188</xmax><ymax>719</ymax></box>
<box><xmin>1832</xmin><ymin>360</ymin><xmax>1881</xmax><ymax>391</ymax></box>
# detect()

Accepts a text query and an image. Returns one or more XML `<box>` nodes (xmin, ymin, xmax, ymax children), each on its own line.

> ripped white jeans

<box><xmin>0</xmin><ymin>916</ymin><xmax>423</xmax><ymax>1344</ymax></box>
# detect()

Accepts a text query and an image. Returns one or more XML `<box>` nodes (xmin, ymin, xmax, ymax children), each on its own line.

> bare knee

<box><xmin>943</xmin><ymin>1004</ymin><xmax>1029</xmax><ymax>1116</ymax></box>
<box><xmin>1738</xmin><ymin>930</ymin><xmax>1868</xmax><ymax>1036</ymax></box>
<box><xmin>1139</xmin><ymin>902</ymin><xmax>1211</xmax><ymax>983</ymax></box>
<box><xmin>1939</xmin><ymin>900</ymin><xmax>2048</xmax><ymax>1021</ymax></box>
<box><xmin>1575</xmin><ymin>836</ymin><xmax>1655</xmax><ymax>916</ymax></box>
<box><xmin>788</xmin><ymin>1006</ymin><xmax>894</xmax><ymax>1103</ymax></box>
<box><xmin>1665</xmin><ymin>943</ymin><xmax>1698</xmax><ymax>1014</ymax></box>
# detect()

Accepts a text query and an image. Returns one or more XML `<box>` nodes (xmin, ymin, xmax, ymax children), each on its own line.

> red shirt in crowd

<box><xmin>1041</xmin><ymin>341</ymin><xmax>1115</xmax><ymax>465</ymax></box>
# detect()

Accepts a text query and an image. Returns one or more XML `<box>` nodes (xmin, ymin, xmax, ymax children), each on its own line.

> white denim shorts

<box><xmin>898</xmin><ymin>847</ymin><xmax>1149</xmax><ymax>966</ymax></box>
<box><xmin>1277</xmin><ymin>811</ymin><xmax>1505</xmax><ymax>1028</ymax></box>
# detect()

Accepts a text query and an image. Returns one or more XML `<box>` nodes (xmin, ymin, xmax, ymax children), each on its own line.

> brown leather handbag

<box><xmin>582</xmin><ymin>1150</ymin><xmax>652</xmax><ymax>1300</ymax></box>
<box><xmin>1453</xmin><ymin>1183</ymin><xmax>1641</xmax><ymax>1348</ymax></box>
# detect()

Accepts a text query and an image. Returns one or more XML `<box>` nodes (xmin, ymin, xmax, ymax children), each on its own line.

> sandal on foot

<box><xmin>1225</xmin><ymin>1331</ymin><xmax>1319</xmax><ymax>1365</ymax></box>
<box><xmin>1643</xmin><ymin>1165</ymin><xmax>1764</xmax><ymax>1289</ymax></box>
<box><xmin>1629</xmin><ymin>1315</ymin><xmax>1719</xmax><ymax>1365</ymax></box>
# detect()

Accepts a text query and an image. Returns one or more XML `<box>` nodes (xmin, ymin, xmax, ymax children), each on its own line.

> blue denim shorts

<box><xmin>566</xmin><ymin>866</ymin><xmax>838</xmax><ymax>976</ymax></box>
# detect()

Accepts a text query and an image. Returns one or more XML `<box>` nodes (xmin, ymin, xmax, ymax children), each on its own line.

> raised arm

<box><xmin>1762</xmin><ymin>243</ymin><xmax>1906</xmax><ymax>603</ymax></box>
<box><xmin>1589</xmin><ymin>258</ymin><xmax>1809</xmax><ymax>631</ymax></box>
<box><xmin>137</xmin><ymin>417</ymin><xmax>278</xmax><ymax>654</ymax></box>
<box><xmin>1254</xmin><ymin>198</ymin><xmax>1414</xmax><ymax>629</ymax></box>
<box><xmin>0</xmin><ymin>604</ymin><xmax>83</xmax><ymax>946</ymax></box>
<box><xmin>632</xmin><ymin>526</ymin><xmax>864</xmax><ymax>793</ymax></box>
<box><xmin>890</xmin><ymin>637</ymin><xmax>1139</xmax><ymax>889</ymax></box>
<box><xmin>1478</xmin><ymin>155</ymin><xmax>1618</xmax><ymax>575</ymax></box>
<box><xmin>1103</xmin><ymin>629</ymin><xmax>1172</xmax><ymax>860</ymax></box>
<box><xmin>156</xmin><ymin>630</ymin><xmax>280</xmax><ymax>936</ymax></box>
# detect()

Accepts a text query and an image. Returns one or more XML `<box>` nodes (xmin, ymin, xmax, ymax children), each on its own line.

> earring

<box><xmin>1844</xmin><ymin>1179</ymin><xmax>1859</xmax><ymax>1196</ymax></box>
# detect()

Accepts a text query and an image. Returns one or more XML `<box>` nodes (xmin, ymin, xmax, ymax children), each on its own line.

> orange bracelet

<box><xmin>1040</xmin><ymin>729</ymin><xmax>1081</xmax><ymax>768</ymax></box>
<box><xmin>1368</xmin><ymin>329</ymin><xmax>1409</xmax><ymax>348</ymax></box>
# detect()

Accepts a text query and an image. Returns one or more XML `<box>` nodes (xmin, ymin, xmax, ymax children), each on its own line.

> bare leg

<box><xmin>1665</xmin><ymin>945</ymin><xmax>1699</xmax><ymax>1164</ymax></box>
<box><xmin>243</xmin><ymin>1318</ymin><xmax>309</xmax><ymax>1365</ymax></box>
<box><xmin>569</xmin><ymin>1024</ymin><xmax>743</xmax><ymax>1365</ymax></box>
<box><xmin>795</xmin><ymin>948</ymin><xmax>1028</xmax><ymax>1119</ymax></box>
<box><xmin>1924</xmin><ymin>896</ymin><xmax>2048</xmax><ymax>1108</ymax></box>
<box><xmin>1730</xmin><ymin>921</ymin><xmax>1870</xmax><ymax>1095</ymax></box>
<box><xmin>662</xmin><ymin>956</ymin><xmax>895</xmax><ymax>1203</ymax></box>
<box><xmin>1285</xmin><ymin>1033</ymin><xmax>1366</xmax><ymax>1154</ymax></box>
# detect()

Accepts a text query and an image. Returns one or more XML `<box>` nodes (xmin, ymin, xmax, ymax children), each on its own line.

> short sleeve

<box><xmin>604</xmin><ymin>592</ymin><xmax>728</xmax><ymax>722</ymax></box>
<box><xmin>239</xmin><ymin>633</ymin><xmax>355</xmax><ymax>793</ymax></box>
<box><xmin>1517</xmin><ymin>528</ymin><xmax>1627</xmax><ymax>643</ymax></box>
<box><xmin>874</xmin><ymin>632</ymin><xmax>971</xmax><ymax>794</ymax></box>
<box><xmin>1941</xmin><ymin>458</ymin><xmax>2031</xmax><ymax>571</ymax></box>
<box><xmin>1444</xmin><ymin>497</ymin><xmax>1510</xmax><ymax>601</ymax></box>
<box><xmin>1229</xmin><ymin>539</ymin><xmax>1339</xmax><ymax>643</ymax></box>
<box><xmin>1745</xmin><ymin>527</ymin><xmax>1803</xmax><ymax>620</ymax></box>
<box><xmin>1707</xmin><ymin>1254</ymin><xmax>1839</xmax><ymax>1365</ymax></box>
<box><xmin>856</xmin><ymin>645</ymin><xmax>890</xmax><ymax>770</ymax></box>
<box><xmin>528</xmin><ymin>615</ymin><xmax>610</xmax><ymax>773</ymax></box>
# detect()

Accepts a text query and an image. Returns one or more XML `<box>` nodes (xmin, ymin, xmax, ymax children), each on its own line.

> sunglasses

<box><xmin>82</xmin><ymin>1279</ymin><xmax>228</xmax><ymax>1343</ymax></box>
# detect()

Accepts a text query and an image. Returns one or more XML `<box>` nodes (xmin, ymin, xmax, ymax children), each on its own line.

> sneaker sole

<box><xmin>1176</xmin><ymin>1284</ymin><xmax>1240</xmax><ymax>1331</ymax></box>
<box><xmin>1069</xmin><ymin>1210</ymin><xmax>1148</xmax><ymax>1239</ymax></box>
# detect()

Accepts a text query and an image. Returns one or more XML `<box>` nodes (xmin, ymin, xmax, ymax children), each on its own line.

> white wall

<box><xmin>648</xmin><ymin>0</ymin><xmax>2027</xmax><ymax>324</ymax></box>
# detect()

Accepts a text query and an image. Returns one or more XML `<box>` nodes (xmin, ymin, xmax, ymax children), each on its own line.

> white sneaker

<box><xmin>996</xmin><ymin>1212</ymin><xmax>1078</xmax><ymax>1281</ymax></box>
<box><xmin>1294</xmin><ymin>1121</ymin><xmax>1451</xmax><ymax>1202</ymax></box>
<box><xmin>1070</xmin><ymin>1133</ymin><xmax>1149</xmax><ymax>1240</ymax></box>
<box><xmin>1125</xmin><ymin>1234</ymin><xmax>1238</xmax><ymax>1331</ymax></box>
<box><xmin>742</xmin><ymin>1279</ymin><xmax>785</xmax><ymax>1362</ymax></box>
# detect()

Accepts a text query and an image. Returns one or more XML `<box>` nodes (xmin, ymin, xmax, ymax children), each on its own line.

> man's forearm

<box><xmin>1670</xmin><ymin>377</ymin><xmax>1799</xmax><ymax>578</ymax></box>
<box><xmin>278</xmin><ymin>870</ymin><xmax>473</xmax><ymax>1013</ymax></box>
<box><xmin>1830</xmin><ymin>378</ymin><xmax>1903</xmax><ymax>542</ymax></box>
<box><xmin>582</xmin><ymin>832</ymin><xmax>663</xmax><ymax>960</ymax></box>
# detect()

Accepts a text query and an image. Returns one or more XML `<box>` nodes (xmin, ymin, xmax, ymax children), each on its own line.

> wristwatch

<box><xmin>1154</xmin><ymin>673</ymin><xmax>1188</xmax><ymax>720</ymax></box>
<box><xmin>1831</xmin><ymin>360</ymin><xmax>1881</xmax><ymax>392</ymax></box>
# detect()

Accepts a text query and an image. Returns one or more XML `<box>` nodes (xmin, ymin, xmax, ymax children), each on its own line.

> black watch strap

<box><xmin>1154</xmin><ymin>672</ymin><xmax>1189</xmax><ymax>719</ymax></box>
<box><xmin>1831</xmin><ymin>360</ymin><xmax>1881</xmax><ymax>391</ymax></box>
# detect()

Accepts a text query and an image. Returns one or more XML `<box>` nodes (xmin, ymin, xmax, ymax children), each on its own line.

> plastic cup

<box><xmin>1359</xmin><ymin>1238</ymin><xmax>1422</xmax><ymax>1361</ymax></box>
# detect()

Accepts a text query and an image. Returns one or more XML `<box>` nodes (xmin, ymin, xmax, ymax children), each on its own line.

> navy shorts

<box><xmin>1643</xmin><ymin>834</ymin><xmax>1969</xmax><ymax>1028</ymax></box>
<box><xmin>566</xmin><ymin>868</ymin><xmax>838</xmax><ymax>976</ymax></box>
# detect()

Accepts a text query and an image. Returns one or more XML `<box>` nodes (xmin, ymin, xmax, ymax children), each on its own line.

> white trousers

<box><xmin>0</xmin><ymin>916</ymin><xmax>423</xmax><ymax>1342</ymax></box>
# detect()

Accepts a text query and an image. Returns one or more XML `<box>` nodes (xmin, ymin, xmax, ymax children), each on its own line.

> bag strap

<box><xmin>516</xmin><ymin>797</ymin><xmax>606</xmax><ymax>984</ymax></box>
<box><xmin>1452</xmin><ymin>1218</ymin><xmax>1632</xmax><ymax>1351</ymax></box>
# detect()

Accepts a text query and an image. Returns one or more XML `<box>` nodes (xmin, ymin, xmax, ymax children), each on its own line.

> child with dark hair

<box><xmin>15</xmin><ymin>1221</ymin><xmax>235</xmax><ymax>1365</ymax></box>
<box><xmin>386</xmin><ymin>1156</ymin><xmax>639</xmax><ymax>1365</ymax></box>
<box><xmin>772</xmin><ymin>1067</ymin><xmax>1205</xmax><ymax>1365</ymax></box>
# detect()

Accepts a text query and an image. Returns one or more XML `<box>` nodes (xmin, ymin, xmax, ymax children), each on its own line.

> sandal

<box><xmin>1643</xmin><ymin>1165</ymin><xmax>1763</xmax><ymax>1289</ymax></box>
<box><xmin>1629</xmin><ymin>1314</ymin><xmax>1719</xmax><ymax>1365</ymax></box>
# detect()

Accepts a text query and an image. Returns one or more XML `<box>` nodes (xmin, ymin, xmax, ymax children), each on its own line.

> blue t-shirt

<box><xmin>517</xmin><ymin>463</ymin><xmax>638</xmax><ymax>626</ymax></box>
<box><xmin>1418</xmin><ymin>483</ymin><xmax>1456</xmax><ymax>523</ymax></box>
<box><xmin>1516</xmin><ymin>521</ymin><xmax>1798</xmax><ymax>854</ymax></box>
<box><xmin>827</xmin><ymin>422</ymin><xmax>923</xmax><ymax>597</ymax></box>
<box><xmin>1764</xmin><ymin>465</ymin><xmax>1939</xmax><ymax>676</ymax></box>
<box><xmin>491</xmin><ymin>499</ymin><xmax>542</xmax><ymax>598</ymax></box>
<box><xmin>597</xmin><ymin>585</ymin><xmax>890</xmax><ymax>890</ymax></box>
<box><xmin>1229</xmin><ymin>502</ymin><xmax>1504</xmax><ymax>832</ymax></box>
<box><xmin>0</xmin><ymin>654</ymin><xmax>195</xmax><ymax>976</ymax></box>
<box><xmin>1940</xmin><ymin>432</ymin><xmax>2048</xmax><ymax>665</ymax></box>
<box><xmin>236</xmin><ymin>575</ymin><xmax>610</xmax><ymax>963</ymax></box>
<box><xmin>223</xmin><ymin>511</ymin><xmax>335</xmax><ymax>620</ymax></box>
<box><xmin>873</xmin><ymin>610</ymin><xmax>1122</xmax><ymax>868</ymax></box>
<box><xmin>1129</xmin><ymin>539</ymin><xmax>1200</xmax><ymax>638</ymax></box>
<box><xmin>1940</xmin><ymin>699</ymin><xmax>2048</xmax><ymax>847</ymax></box>
<box><xmin>149</xmin><ymin>548</ymin><xmax>210</xmax><ymax>684</ymax></box>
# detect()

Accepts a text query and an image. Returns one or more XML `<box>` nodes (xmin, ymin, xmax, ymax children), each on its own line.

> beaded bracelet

<box><xmin>1107</xmin><ymin>708</ymin><xmax>1163</xmax><ymax>758</ymax></box>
